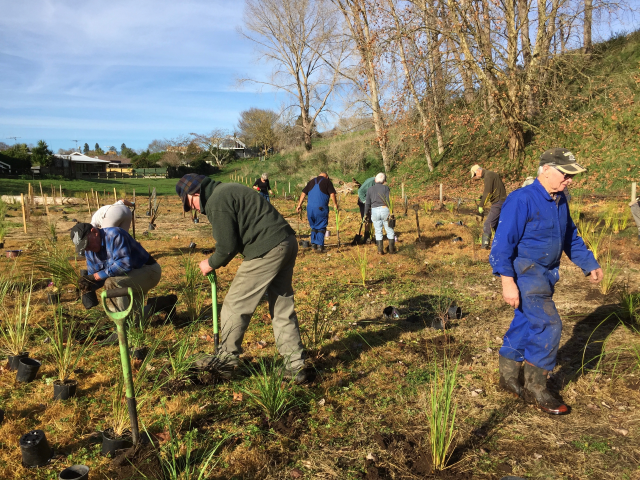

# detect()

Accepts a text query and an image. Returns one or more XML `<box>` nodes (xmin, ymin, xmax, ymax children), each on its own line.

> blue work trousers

<box><xmin>371</xmin><ymin>206</ymin><xmax>394</xmax><ymax>240</ymax></box>
<box><xmin>499</xmin><ymin>260</ymin><xmax>562</xmax><ymax>372</ymax></box>
<box><xmin>307</xmin><ymin>206</ymin><xmax>329</xmax><ymax>246</ymax></box>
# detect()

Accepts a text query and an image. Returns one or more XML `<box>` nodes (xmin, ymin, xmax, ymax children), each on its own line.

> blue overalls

<box><xmin>307</xmin><ymin>177</ymin><xmax>330</xmax><ymax>247</ymax></box>
<box><xmin>489</xmin><ymin>179</ymin><xmax>599</xmax><ymax>371</ymax></box>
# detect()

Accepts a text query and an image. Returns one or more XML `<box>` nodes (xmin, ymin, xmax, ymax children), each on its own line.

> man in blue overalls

<box><xmin>490</xmin><ymin>148</ymin><xmax>603</xmax><ymax>415</ymax></box>
<box><xmin>296</xmin><ymin>172</ymin><xmax>339</xmax><ymax>253</ymax></box>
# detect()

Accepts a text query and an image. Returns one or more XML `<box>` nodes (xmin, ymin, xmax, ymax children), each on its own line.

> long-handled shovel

<box><xmin>100</xmin><ymin>287</ymin><xmax>140</xmax><ymax>446</ymax></box>
<box><xmin>352</xmin><ymin>217</ymin><xmax>367</xmax><ymax>245</ymax></box>
<box><xmin>207</xmin><ymin>272</ymin><xmax>219</xmax><ymax>353</ymax></box>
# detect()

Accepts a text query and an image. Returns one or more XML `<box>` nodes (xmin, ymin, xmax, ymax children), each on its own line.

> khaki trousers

<box><xmin>631</xmin><ymin>203</ymin><xmax>640</xmax><ymax>234</ymax></box>
<box><xmin>219</xmin><ymin>234</ymin><xmax>305</xmax><ymax>370</ymax></box>
<box><xmin>104</xmin><ymin>262</ymin><xmax>162</xmax><ymax>314</ymax></box>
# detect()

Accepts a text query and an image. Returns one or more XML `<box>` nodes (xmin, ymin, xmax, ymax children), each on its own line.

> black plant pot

<box><xmin>59</xmin><ymin>464</ymin><xmax>89</xmax><ymax>480</ymax></box>
<box><xmin>387</xmin><ymin>216</ymin><xmax>396</xmax><ymax>228</ymax></box>
<box><xmin>47</xmin><ymin>292</ymin><xmax>61</xmax><ymax>305</ymax></box>
<box><xmin>81</xmin><ymin>291</ymin><xmax>99</xmax><ymax>310</ymax></box>
<box><xmin>130</xmin><ymin>346</ymin><xmax>148</xmax><ymax>361</ymax></box>
<box><xmin>7</xmin><ymin>352</ymin><xmax>29</xmax><ymax>371</ymax></box>
<box><xmin>447</xmin><ymin>305</ymin><xmax>462</xmax><ymax>320</ymax></box>
<box><xmin>188</xmin><ymin>242</ymin><xmax>196</xmax><ymax>251</ymax></box>
<box><xmin>101</xmin><ymin>429</ymin><xmax>133</xmax><ymax>457</ymax></box>
<box><xmin>193</xmin><ymin>217</ymin><xmax>199</xmax><ymax>224</ymax></box>
<box><xmin>0</xmin><ymin>408</ymin><xmax>4</xmax><ymax>424</ymax></box>
<box><xmin>148</xmin><ymin>223</ymin><xmax>155</xmax><ymax>231</ymax></box>
<box><xmin>16</xmin><ymin>358</ymin><xmax>41</xmax><ymax>383</ymax></box>
<box><xmin>53</xmin><ymin>379</ymin><xmax>78</xmax><ymax>400</ymax></box>
<box><xmin>19</xmin><ymin>430</ymin><xmax>53</xmax><ymax>468</ymax></box>
<box><xmin>145</xmin><ymin>210</ymin><xmax>151</xmax><ymax>217</ymax></box>
<box><xmin>0</xmin><ymin>242</ymin><xmax>4</xmax><ymax>249</ymax></box>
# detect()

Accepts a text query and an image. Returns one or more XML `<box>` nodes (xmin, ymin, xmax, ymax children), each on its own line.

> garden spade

<box><xmin>352</xmin><ymin>217</ymin><xmax>367</xmax><ymax>245</ymax></box>
<box><xmin>100</xmin><ymin>287</ymin><xmax>140</xmax><ymax>446</ymax></box>
<box><xmin>207</xmin><ymin>272</ymin><xmax>219</xmax><ymax>353</ymax></box>
<box><xmin>412</xmin><ymin>204</ymin><xmax>422</xmax><ymax>241</ymax></box>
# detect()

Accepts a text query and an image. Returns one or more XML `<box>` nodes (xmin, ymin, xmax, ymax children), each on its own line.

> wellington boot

<box><xmin>481</xmin><ymin>234</ymin><xmax>491</xmax><ymax>250</ymax></box>
<box><xmin>388</xmin><ymin>238</ymin><xmax>396</xmax><ymax>254</ymax></box>
<box><xmin>523</xmin><ymin>362</ymin><xmax>569</xmax><ymax>415</ymax></box>
<box><xmin>498</xmin><ymin>355</ymin><xmax>523</xmax><ymax>398</ymax></box>
<box><xmin>376</xmin><ymin>240</ymin><xmax>385</xmax><ymax>255</ymax></box>
<box><xmin>315</xmin><ymin>245</ymin><xmax>325</xmax><ymax>253</ymax></box>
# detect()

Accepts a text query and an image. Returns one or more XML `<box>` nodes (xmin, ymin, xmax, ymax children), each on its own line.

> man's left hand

<box><xmin>93</xmin><ymin>272</ymin><xmax>101</xmax><ymax>281</ymax></box>
<box><xmin>589</xmin><ymin>268</ymin><xmax>604</xmax><ymax>284</ymax></box>
<box><xmin>199</xmin><ymin>258</ymin><xmax>214</xmax><ymax>276</ymax></box>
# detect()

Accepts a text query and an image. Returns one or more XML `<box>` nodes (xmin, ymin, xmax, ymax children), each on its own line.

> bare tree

<box><xmin>148</xmin><ymin>139</ymin><xmax>169</xmax><ymax>153</ymax></box>
<box><xmin>584</xmin><ymin>0</ymin><xmax>593</xmax><ymax>53</ymax></box>
<box><xmin>331</xmin><ymin>0</ymin><xmax>394</xmax><ymax>172</ymax></box>
<box><xmin>189</xmin><ymin>129</ymin><xmax>232</xmax><ymax>167</ymax></box>
<box><xmin>240</xmin><ymin>0</ymin><xmax>348</xmax><ymax>151</ymax></box>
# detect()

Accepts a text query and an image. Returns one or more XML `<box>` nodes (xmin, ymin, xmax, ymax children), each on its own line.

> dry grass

<box><xmin>0</xmin><ymin>193</ymin><xmax>637</xmax><ymax>479</ymax></box>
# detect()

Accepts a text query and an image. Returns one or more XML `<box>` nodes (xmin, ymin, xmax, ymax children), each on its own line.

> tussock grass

<box><xmin>241</xmin><ymin>356</ymin><xmax>299</xmax><ymax>421</ymax></box>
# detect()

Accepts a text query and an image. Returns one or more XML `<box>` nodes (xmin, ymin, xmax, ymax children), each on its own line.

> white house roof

<box><xmin>54</xmin><ymin>152</ymin><xmax>111</xmax><ymax>164</ymax></box>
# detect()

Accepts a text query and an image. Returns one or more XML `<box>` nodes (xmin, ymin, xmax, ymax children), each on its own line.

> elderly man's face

<box><xmin>541</xmin><ymin>165</ymin><xmax>574</xmax><ymax>193</ymax></box>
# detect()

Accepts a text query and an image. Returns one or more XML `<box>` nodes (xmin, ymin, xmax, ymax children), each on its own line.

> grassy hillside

<box><xmin>213</xmin><ymin>31</ymin><xmax>640</xmax><ymax>200</ymax></box>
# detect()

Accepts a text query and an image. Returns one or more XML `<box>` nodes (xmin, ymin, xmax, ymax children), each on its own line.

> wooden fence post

<box><xmin>113</xmin><ymin>187</ymin><xmax>117</xmax><ymax>203</ymax></box>
<box><xmin>60</xmin><ymin>185</ymin><xmax>63</xmax><ymax>205</ymax></box>
<box><xmin>86</xmin><ymin>194</ymin><xmax>92</xmax><ymax>216</ymax></box>
<box><xmin>439</xmin><ymin>183</ymin><xmax>443</xmax><ymax>209</ymax></box>
<box><xmin>632</xmin><ymin>182</ymin><xmax>637</xmax><ymax>203</ymax></box>
<box><xmin>43</xmin><ymin>194</ymin><xmax>50</xmax><ymax>217</ymax></box>
<box><xmin>20</xmin><ymin>193</ymin><xmax>27</xmax><ymax>233</ymax></box>
<box><xmin>132</xmin><ymin>189</ymin><xmax>136</xmax><ymax>240</ymax></box>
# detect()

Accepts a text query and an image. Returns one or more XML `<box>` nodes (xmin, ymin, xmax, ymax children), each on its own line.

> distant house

<box><xmin>218</xmin><ymin>136</ymin><xmax>246</xmax><ymax>151</ymax></box>
<box><xmin>34</xmin><ymin>152</ymin><xmax>111</xmax><ymax>178</ymax></box>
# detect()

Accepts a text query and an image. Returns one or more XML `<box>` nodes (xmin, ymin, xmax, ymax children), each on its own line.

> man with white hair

<box><xmin>490</xmin><ymin>148</ymin><xmax>603</xmax><ymax>415</ymax></box>
<box><xmin>364</xmin><ymin>172</ymin><xmax>395</xmax><ymax>254</ymax></box>
<box><xmin>470</xmin><ymin>164</ymin><xmax>507</xmax><ymax>249</ymax></box>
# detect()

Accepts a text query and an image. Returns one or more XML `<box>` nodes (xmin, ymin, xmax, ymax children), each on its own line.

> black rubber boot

<box><xmin>376</xmin><ymin>240</ymin><xmax>385</xmax><ymax>255</ymax></box>
<box><xmin>498</xmin><ymin>355</ymin><xmax>523</xmax><ymax>398</ymax></box>
<box><xmin>523</xmin><ymin>362</ymin><xmax>569</xmax><ymax>415</ymax></box>
<box><xmin>481</xmin><ymin>234</ymin><xmax>491</xmax><ymax>250</ymax></box>
<box><xmin>316</xmin><ymin>245</ymin><xmax>325</xmax><ymax>253</ymax></box>
<box><xmin>388</xmin><ymin>238</ymin><xmax>396</xmax><ymax>254</ymax></box>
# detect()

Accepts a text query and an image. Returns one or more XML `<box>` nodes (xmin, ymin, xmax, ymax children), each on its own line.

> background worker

<box><xmin>471</xmin><ymin>164</ymin><xmax>507</xmax><ymax>249</ymax></box>
<box><xmin>91</xmin><ymin>199</ymin><xmax>134</xmax><ymax>231</ymax></box>
<box><xmin>365</xmin><ymin>173</ymin><xmax>395</xmax><ymax>255</ymax></box>
<box><xmin>490</xmin><ymin>148</ymin><xmax>602</xmax><ymax>415</ymax></box>
<box><xmin>253</xmin><ymin>173</ymin><xmax>273</xmax><ymax>203</ymax></box>
<box><xmin>71</xmin><ymin>222</ymin><xmax>176</xmax><ymax>317</ymax></box>
<box><xmin>357</xmin><ymin>176</ymin><xmax>375</xmax><ymax>243</ymax></box>
<box><xmin>176</xmin><ymin>174</ymin><xmax>312</xmax><ymax>384</ymax></box>
<box><xmin>296</xmin><ymin>172</ymin><xmax>338</xmax><ymax>253</ymax></box>
<box><xmin>629</xmin><ymin>197</ymin><xmax>640</xmax><ymax>241</ymax></box>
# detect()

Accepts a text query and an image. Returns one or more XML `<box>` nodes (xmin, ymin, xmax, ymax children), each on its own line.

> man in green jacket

<box><xmin>471</xmin><ymin>164</ymin><xmax>507</xmax><ymax>249</ymax></box>
<box><xmin>357</xmin><ymin>176</ymin><xmax>375</xmax><ymax>243</ymax></box>
<box><xmin>175</xmin><ymin>174</ymin><xmax>312</xmax><ymax>384</ymax></box>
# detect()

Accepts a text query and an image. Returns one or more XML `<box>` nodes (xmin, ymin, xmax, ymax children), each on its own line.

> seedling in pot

<box><xmin>0</xmin><ymin>278</ymin><xmax>34</xmax><ymax>369</ymax></box>
<box><xmin>39</xmin><ymin>304</ymin><xmax>98</xmax><ymax>399</ymax></box>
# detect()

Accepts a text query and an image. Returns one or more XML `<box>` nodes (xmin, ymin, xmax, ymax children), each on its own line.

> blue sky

<box><xmin>0</xmin><ymin>0</ymin><xmax>282</xmax><ymax>152</ymax></box>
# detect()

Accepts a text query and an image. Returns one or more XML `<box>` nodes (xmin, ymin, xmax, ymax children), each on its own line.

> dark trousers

<box><xmin>483</xmin><ymin>200</ymin><xmax>504</xmax><ymax>237</ymax></box>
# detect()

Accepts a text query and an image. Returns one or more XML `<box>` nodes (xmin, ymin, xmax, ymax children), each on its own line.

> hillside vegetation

<box><xmin>214</xmin><ymin>31</ymin><xmax>640</xmax><ymax>199</ymax></box>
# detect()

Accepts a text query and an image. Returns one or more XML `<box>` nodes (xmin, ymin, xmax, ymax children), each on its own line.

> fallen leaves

<box><xmin>612</xmin><ymin>428</ymin><xmax>629</xmax><ymax>436</ymax></box>
<box><xmin>233</xmin><ymin>392</ymin><xmax>243</xmax><ymax>402</ymax></box>
<box><xmin>290</xmin><ymin>468</ymin><xmax>303</xmax><ymax>478</ymax></box>
<box><xmin>256</xmin><ymin>340</ymin><xmax>267</xmax><ymax>349</ymax></box>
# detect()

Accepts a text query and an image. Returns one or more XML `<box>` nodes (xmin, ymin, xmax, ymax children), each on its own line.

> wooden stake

<box><xmin>20</xmin><ymin>194</ymin><xmax>27</xmax><ymax>233</ymax></box>
<box><xmin>91</xmin><ymin>188</ymin><xmax>94</xmax><ymax>206</ymax></box>
<box><xmin>439</xmin><ymin>183</ymin><xmax>443</xmax><ymax>208</ymax></box>
<box><xmin>113</xmin><ymin>187</ymin><xmax>117</xmax><ymax>203</ymax></box>
<box><xmin>632</xmin><ymin>182</ymin><xmax>637</xmax><ymax>203</ymax></box>
<box><xmin>289</xmin><ymin>182</ymin><xmax>291</xmax><ymax>193</ymax></box>
<box><xmin>39</xmin><ymin>182</ymin><xmax>44</xmax><ymax>207</ymax></box>
<box><xmin>60</xmin><ymin>185</ymin><xmax>63</xmax><ymax>205</ymax></box>
<box><xmin>43</xmin><ymin>194</ymin><xmax>50</xmax><ymax>217</ymax></box>
<box><xmin>132</xmin><ymin>189</ymin><xmax>136</xmax><ymax>240</ymax></box>
<box><xmin>86</xmin><ymin>194</ymin><xmax>92</xmax><ymax>216</ymax></box>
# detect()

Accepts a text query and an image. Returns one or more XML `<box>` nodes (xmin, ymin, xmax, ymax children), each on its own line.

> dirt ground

<box><xmin>0</xmin><ymin>190</ymin><xmax>639</xmax><ymax>479</ymax></box>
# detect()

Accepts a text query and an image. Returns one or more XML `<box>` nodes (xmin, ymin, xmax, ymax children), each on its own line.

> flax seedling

<box><xmin>428</xmin><ymin>353</ymin><xmax>459</xmax><ymax>471</ymax></box>
<box><xmin>241</xmin><ymin>356</ymin><xmax>299</xmax><ymax>421</ymax></box>
<box><xmin>300</xmin><ymin>291</ymin><xmax>332</xmax><ymax>350</ymax></box>
<box><xmin>0</xmin><ymin>279</ymin><xmax>33</xmax><ymax>356</ymax></box>
<box><xmin>334</xmin><ymin>208</ymin><xmax>341</xmax><ymax>248</ymax></box>
<box><xmin>599</xmin><ymin>241</ymin><xmax>619</xmax><ymax>295</ymax></box>
<box><xmin>351</xmin><ymin>246</ymin><xmax>367</xmax><ymax>287</ymax></box>
<box><xmin>181</xmin><ymin>253</ymin><xmax>206</xmax><ymax>321</ymax></box>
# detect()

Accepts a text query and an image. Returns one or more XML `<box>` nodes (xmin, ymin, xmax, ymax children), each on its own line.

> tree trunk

<box><xmin>507</xmin><ymin>119</ymin><xmax>525</xmax><ymax>166</ymax></box>
<box><xmin>583</xmin><ymin>0</ymin><xmax>593</xmax><ymax>54</ymax></box>
<box><xmin>422</xmin><ymin>130</ymin><xmax>434</xmax><ymax>172</ymax></box>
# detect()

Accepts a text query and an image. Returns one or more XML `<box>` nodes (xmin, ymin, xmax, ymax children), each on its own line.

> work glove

<box><xmin>478</xmin><ymin>207</ymin><xmax>484</xmax><ymax>214</ymax></box>
<box><xmin>78</xmin><ymin>274</ymin><xmax>99</xmax><ymax>293</ymax></box>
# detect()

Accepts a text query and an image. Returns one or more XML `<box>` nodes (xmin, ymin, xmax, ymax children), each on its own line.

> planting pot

<box><xmin>130</xmin><ymin>346</ymin><xmax>148</xmax><ymax>361</ymax></box>
<box><xmin>431</xmin><ymin>317</ymin><xmax>446</xmax><ymax>330</ymax></box>
<box><xmin>16</xmin><ymin>358</ymin><xmax>41</xmax><ymax>383</ymax></box>
<box><xmin>59</xmin><ymin>464</ymin><xmax>89</xmax><ymax>480</ymax></box>
<box><xmin>148</xmin><ymin>223</ymin><xmax>155</xmax><ymax>231</ymax></box>
<box><xmin>5</xmin><ymin>250</ymin><xmax>22</xmax><ymax>259</ymax></box>
<box><xmin>193</xmin><ymin>218</ymin><xmax>199</xmax><ymax>224</ymax></box>
<box><xmin>7</xmin><ymin>352</ymin><xmax>29</xmax><ymax>371</ymax></box>
<box><xmin>387</xmin><ymin>216</ymin><xmax>396</xmax><ymax>228</ymax></box>
<box><xmin>188</xmin><ymin>242</ymin><xmax>196</xmax><ymax>251</ymax></box>
<box><xmin>0</xmin><ymin>242</ymin><xmax>4</xmax><ymax>249</ymax></box>
<box><xmin>19</xmin><ymin>429</ymin><xmax>53</xmax><ymax>468</ymax></box>
<box><xmin>80</xmin><ymin>269</ymin><xmax>88</xmax><ymax>276</ymax></box>
<box><xmin>53</xmin><ymin>379</ymin><xmax>78</xmax><ymax>400</ymax></box>
<box><xmin>0</xmin><ymin>408</ymin><xmax>4</xmax><ymax>424</ymax></box>
<box><xmin>435</xmin><ymin>221</ymin><xmax>444</xmax><ymax>228</ymax></box>
<box><xmin>447</xmin><ymin>306</ymin><xmax>462</xmax><ymax>320</ymax></box>
<box><xmin>47</xmin><ymin>292</ymin><xmax>61</xmax><ymax>305</ymax></box>
<box><xmin>299</xmin><ymin>240</ymin><xmax>311</xmax><ymax>249</ymax></box>
<box><xmin>451</xmin><ymin>236</ymin><xmax>463</xmax><ymax>243</ymax></box>
<box><xmin>382</xmin><ymin>306</ymin><xmax>399</xmax><ymax>320</ymax></box>
<box><xmin>101</xmin><ymin>429</ymin><xmax>133</xmax><ymax>457</ymax></box>
<box><xmin>81</xmin><ymin>290</ymin><xmax>99</xmax><ymax>310</ymax></box>
<box><xmin>145</xmin><ymin>210</ymin><xmax>151</xmax><ymax>217</ymax></box>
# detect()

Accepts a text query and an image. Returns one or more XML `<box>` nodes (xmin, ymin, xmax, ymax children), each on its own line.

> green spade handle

<box><xmin>207</xmin><ymin>272</ymin><xmax>219</xmax><ymax>354</ymax></box>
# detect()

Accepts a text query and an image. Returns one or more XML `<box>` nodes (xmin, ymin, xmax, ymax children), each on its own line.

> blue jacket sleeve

<box><xmin>563</xmin><ymin>214</ymin><xmax>600</xmax><ymax>275</ymax></box>
<box><xmin>96</xmin><ymin>233</ymin><xmax>133</xmax><ymax>280</ymax></box>
<box><xmin>489</xmin><ymin>195</ymin><xmax>528</xmax><ymax>277</ymax></box>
